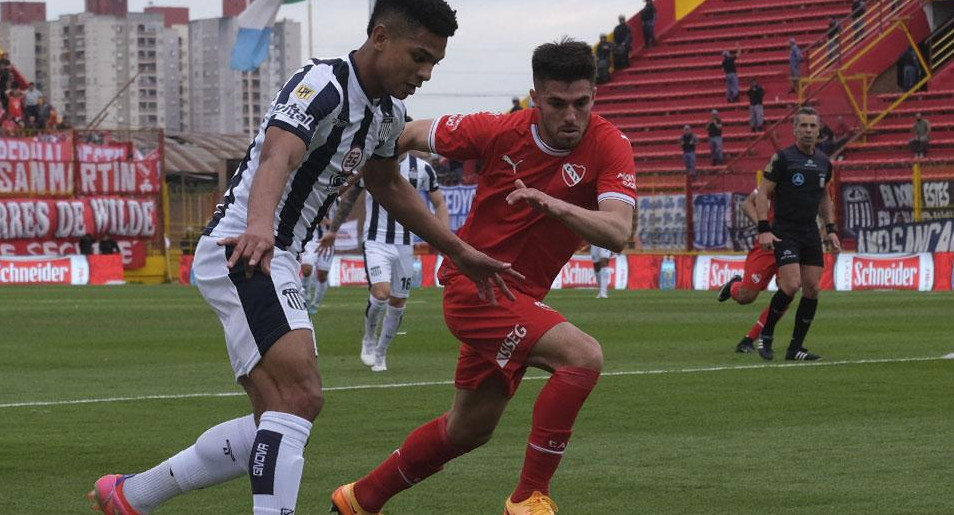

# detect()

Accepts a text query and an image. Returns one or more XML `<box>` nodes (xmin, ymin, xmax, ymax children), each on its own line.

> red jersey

<box><xmin>429</xmin><ymin>109</ymin><xmax>636</xmax><ymax>299</ymax></box>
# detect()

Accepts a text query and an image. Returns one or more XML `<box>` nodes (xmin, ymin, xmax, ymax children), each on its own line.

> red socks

<box><xmin>354</xmin><ymin>366</ymin><xmax>601</xmax><ymax>511</ymax></box>
<box><xmin>746</xmin><ymin>306</ymin><xmax>771</xmax><ymax>340</ymax></box>
<box><xmin>354</xmin><ymin>413</ymin><xmax>471</xmax><ymax>512</ymax></box>
<box><xmin>511</xmin><ymin>366</ymin><xmax>601</xmax><ymax>503</ymax></box>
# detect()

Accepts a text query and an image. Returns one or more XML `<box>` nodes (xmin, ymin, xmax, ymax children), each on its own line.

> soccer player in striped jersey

<box><xmin>330</xmin><ymin>38</ymin><xmax>636</xmax><ymax>515</ymax></box>
<box><xmin>88</xmin><ymin>2</ymin><xmax>521</xmax><ymax>515</ymax></box>
<box><xmin>322</xmin><ymin>150</ymin><xmax>448</xmax><ymax>372</ymax></box>
<box><xmin>300</xmin><ymin>208</ymin><xmax>335</xmax><ymax>315</ymax></box>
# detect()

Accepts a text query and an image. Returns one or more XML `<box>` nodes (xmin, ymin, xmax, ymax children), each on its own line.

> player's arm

<box><xmin>363</xmin><ymin>157</ymin><xmax>523</xmax><ymax>303</ymax></box>
<box><xmin>755</xmin><ymin>176</ymin><xmax>781</xmax><ymax>250</ymax></box>
<box><xmin>218</xmin><ymin>127</ymin><xmax>306</xmax><ymax>274</ymax></box>
<box><xmin>397</xmin><ymin>119</ymin><xmax>433</xmax><ymax>154</ymax></box>
<box><xmin>428</xmin><ymin>188</ymin><xmax>450</xmax><ymax>229</ymax></box>
<box><xmin>818</xmin><ymin>183</ymin><xmax>841</xmax><ymax>252</ymax></box>
<box><xmin>505</xmin><ymin>179</ymin><xmax>633</xmax><ymax>253</ymax></box>
<box><xmin>741</xmin><ymin>190</ymin><xmax>758</xmax><ymax>223</ymax></box>
<box><xmin>318</xmin><ymin>184</ymin><xmax>363</xmax><ymax>253</ymax></box>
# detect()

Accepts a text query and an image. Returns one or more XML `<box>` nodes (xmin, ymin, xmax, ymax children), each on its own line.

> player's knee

<box><xmin>316</xmin><ymin>270</ymin><xmax>328</xmax><ymax>282</ymax></box>
<box><xmin>571</xmin><ymin>334</ymin><xmax>604</xmax><ymax>372</ymax></box>
<box><xmin>736</xmin><ymin>289</ymin><xmax>757</xmax><ymax>304</ymax></box>
<box><xmin>280</xmin><ymin>379</ymin><xmax>324</xmax><ymax>421</ymax></box>
<box><xmin>802</xmin><ymin>283</ymin><xmax>820</xmax><ymax>298</ymax></box>
<box><xmin>389</xmin><ymin>297</ymin><xmax>407</xmax><ymax>308</ymax></box>
<box><xmin>370</xmin><ymin>285</ymin><xmax>390</xmax><ymax>301</ymax></box>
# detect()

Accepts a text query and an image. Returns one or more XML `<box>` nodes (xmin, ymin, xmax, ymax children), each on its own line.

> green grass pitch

<box><xmin>1</xmin><ymin>285</ymin><xmax>952</xmax><ymax>513</ymax></box>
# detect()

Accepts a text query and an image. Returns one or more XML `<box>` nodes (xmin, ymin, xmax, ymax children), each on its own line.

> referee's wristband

<box><xmin>826</xmin><ymin>223</ymin><xmax>838</xmax><ymax>235</ymax></box>
<box><xmin>757</xmin><ymin>220</ymin><xmax>772</xmax><ymax>234</ymax></box>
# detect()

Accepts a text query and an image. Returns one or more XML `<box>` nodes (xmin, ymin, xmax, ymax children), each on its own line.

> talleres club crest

<box><xmin>562</xmin><ymin>162</ymin><xmax>586</xmax><ymax>187</ymax></box>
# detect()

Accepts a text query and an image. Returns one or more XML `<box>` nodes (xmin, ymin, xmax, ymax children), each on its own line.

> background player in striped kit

<box><xmin>87</xmin><ymin>3</ymin><xmax>521</xmax><ymax>515</ymax></box>
<box><xmin>321</xmin><ymin>149</ymin><xmax>448</xmax><ymax>371</ymax></box>
<box><xmin>590</xmin><ymin>244</ymin><xmax>613</xmax><ymax>298</ymax></box>
<box><xmin>300</xmin><ymin>205</ymin><xmax>336</xmax><ymax>314</ymax></box>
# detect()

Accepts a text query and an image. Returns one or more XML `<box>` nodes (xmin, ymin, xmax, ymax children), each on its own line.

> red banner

<box><xmin>0</xmin><ymin>161</ymin><xmax>74</xmax><ymax>195</ymax></box>
<box><xmin>0</xmin><ymin>197</ymin><xmax>157</xmax><ymax>240</ymax></box>
<box><xmin>834</xmin><ymin>253</ymin><xmax>934</xmax><ymax>291</ymax></box>
<box><xmin>337</xmin><ymin>257</ymin><xmax>368</xmax><ymax>287</ymax></box>
<box><xmin>77</xmin><ymin>142</ymin><xmax>132</xmax><ymax>162</ymax></box>
<box><xmin>88</xmin><ymin>254</ymin><xmax>125</xmax><ymax>285</ymax></box>
<box><xmin>934</xmin><ymin>253</ymin><xmax>953</xmax><ymax>291</ymax></box>
<box><xmin>0</xmin><ymin>239</ymin><xmax>147</xmax><ymax>269</ymax></box>
<box><xmin>693</xmin><ymin>255</ymin><xmax>747</xmax><ymax>291</ymax></box>
<box><xmin>77</xmin><ymin>157</ymin><xmax>161</xmax><ymax>195</ymax></box>
<box><xmin>0</xmin><ymin>134</ymin><xmax>71</xmax><ymax>161</ymax></box>
<box><xmin>0</xmin><ymin>255</ymin><xmax>89</xmax><ymax>285</ymax></box>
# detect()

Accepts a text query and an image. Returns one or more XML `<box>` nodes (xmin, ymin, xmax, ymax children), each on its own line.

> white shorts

<box><xmin>363</xmin><ymin>240</ymin><xmax>414</xmax><ymax>298</ymax></box>
<box><xmin>590</xmin><ymin>245</ymin><xmax>613</xmax><ymax>261</ymax></box>
<box><xmin>193</xmin><ymin>237</ymin><xmax>316</xmax><ymax>379</ymax></box>
<box><xmin>301</xmin><ymin>240</ymin><xmax>333</xmax><ymax>272</ymax></box>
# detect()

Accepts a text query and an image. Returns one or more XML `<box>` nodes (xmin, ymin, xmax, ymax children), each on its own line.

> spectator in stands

<box><xmin>98</xmin><ymin>235</ymin><xmax>120</xmax><ymax>255</ymax></box>
<box><xmin>78</xmin><ymin>234</ymin><xmax>95</xmax><ymax>255</ymax></box>
<box><xmin>827</xmin><ymin>16</ymin><xmax>841</xmax><ymax>63</ymax></box>
<box><xmin>23</xmin><ymin>83</ymin><xmax>42</xmax><ymax>127</ymax></box>
<box><xmin>707</xmin><ymin>109</ymin><xmax>725</xmax><ymax>165</ymax></box>
<box><xmin>818</xmin><ymin>123</ymin><xmax>836</xmax><ymax>156</ymax></box>
<box><xmin>595</xmin><ymin>34</ymin><xmax>614</xmax><ymax>84</ymax></box>
<box><xmin>509</xmin><ymin>96</ymin><xmax>523</xmax><ymax>113</ymax></box>
<box><xmin>6</xmin><ymin>85</ymin><xmax>24</xmax><ymax>124</ymax></box>
<box><xmin>900</xmin><ymin>46</ymin><xmax>920</xmax><ymax>90</ymax></box>
<box><xmin>832</xmin><ymin>115</ymin><xmax>851</xmax><ymax>155</ymax></box>
<box><xmin>641</xmin><ymin>0</ymin><xmax>657</xmax><ymax>48</ymax></box>
<box><xmin>37</xmin><ymin>96</ymin><xmax>52</xmax><ymax>128</ymax></box>
<box><xmin>722</xmin><ymin>47</ymin><xmax>741</xmax><ymax>103</ymax></box>
<box><xmin>613</xmin><ymin>14</ymin><xmax>633</xmax><ymax>69</ymax></box>
<box><xmin>851</xmin><ymin>0</ymin><xmax>867</xmax><ymax>41</ymax></box>
<box><xmin>746</xmin><ymin>78</ymin><xmax>765</xmax><ymax>132</ymax></box>
<box><xmin>681</xmin><ymin>125</ymin><xmax>699</xmax><ymax>177</ymax></box>
<box><xmin>911</xmin><ymin>112</ymin><xmax>930</xmax><ymax>159</ymax></box>
<box><xmin>0</xmin><ymin>59</ymin><xmax>11</xmax><ymax>109</ymax></box>
<box><xmin>789</xmin><ymin>38</ymin><xmax>804</xmax><ymax>93</ymax></box>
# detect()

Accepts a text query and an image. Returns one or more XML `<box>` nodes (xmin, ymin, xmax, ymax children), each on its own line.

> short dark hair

<box><xmin>531</xmin><ymin>37</ymin><xmax>597</xmax><ymax>85</ymax></box>
<box><xmin>367</xmin><ymin>0</ymin><xmax>458</xmax><ymax>38</ymax></box>
<box><xmin>794</xmin><ymin>106</ymin><xmax>821</xmax><ymax>125</ymax></box>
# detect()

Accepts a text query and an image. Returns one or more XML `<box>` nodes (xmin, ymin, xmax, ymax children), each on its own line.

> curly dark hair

<box><xmin>367</xmin><ymin>0</ymin><xmax>459</xmax><ymax>38</ymax></box>
<box><xmin>532</xmin><ymin>37</ymin><xmax>597</xmax><ymax>85</ymax></box>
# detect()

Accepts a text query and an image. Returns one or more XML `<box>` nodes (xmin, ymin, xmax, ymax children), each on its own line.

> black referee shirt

<box><xmin>763</xmin><ymin>145</ymin><xmax>833</xmax><ymax>243</ymax></box>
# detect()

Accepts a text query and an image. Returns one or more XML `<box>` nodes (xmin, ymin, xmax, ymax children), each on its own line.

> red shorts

<box><xmin>443</xmin><ymin>276</ymin><xmax>567</xmax><ymax>397</ymax></box>
<box><xmin>740</xmin><ymin>246</ymin><xmax>778</xmax><ymax>291</ymax></box>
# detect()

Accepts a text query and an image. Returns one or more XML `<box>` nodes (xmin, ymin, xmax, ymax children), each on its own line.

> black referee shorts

<box><xmin>774</xmin><ymin>237</ymin><xmax>824</xmax><ymax>268</ymax></box>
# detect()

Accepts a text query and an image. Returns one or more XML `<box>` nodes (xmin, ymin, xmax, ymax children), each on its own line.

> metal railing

<box><xmin>929</xmin><ymin>14</ymin><xmax>954</xmax><ymax>70</ymax></box>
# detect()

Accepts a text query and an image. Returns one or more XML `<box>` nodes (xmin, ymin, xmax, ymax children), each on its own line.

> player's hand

<box><xmin>758</xmin><ymin>231</ymin><xmax>780</xmax><ymax>251</ymax></box>
<box><xmin>218</xmin><ymin>224</ymin><xmax>274</xmax><ymax>278</ymax></box>
<box><xmin>826</xmin><ymin>233</ymin><xmax>841</xmax><ymax>254</ymax></box>
<box><xmin>317</xmin><ymin>231</ymin><xmax>337</xmax><ymax>257</ymax></box>
<box><xmin>506</xmin><ymin>179</ymin><xmax>559</xmax><ymax>215</ymax></box>
<box><xmin>450</xmin><ymin>245</ymin><xmax>525</xmax><ymax>305</ymax></box>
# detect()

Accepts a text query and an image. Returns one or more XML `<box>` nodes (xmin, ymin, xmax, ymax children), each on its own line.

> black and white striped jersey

<box><xmin>361</xmin><ymin>154</ymin><xmax>439</xmax><ymax>246</ymax></box>
<box><xmin>203</xmin><ymin>52</ymin><xmax>406</xmax><ymax>254</ymax></box>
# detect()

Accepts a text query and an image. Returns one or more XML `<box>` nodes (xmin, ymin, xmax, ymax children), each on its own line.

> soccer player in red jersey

<box><xmin>717</xmin><ymin>190</ymin><xmax>781</xmax><ymax>353</ymax></box>
<box><xmin>329</xmin><ymin>38</ymin><xmax>636</xmax><ymax>515</ymax></box>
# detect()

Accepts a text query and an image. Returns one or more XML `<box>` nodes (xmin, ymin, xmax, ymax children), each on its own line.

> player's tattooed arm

<box><xmin>329</xmin><ymin>185</ymin><xmax>362</xmax><ymax>232</ymax></box>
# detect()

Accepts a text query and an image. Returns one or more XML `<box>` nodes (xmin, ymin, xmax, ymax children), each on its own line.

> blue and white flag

<box><xmin>230</xmin><ymin>0</ymin><xmax>304</xmax><ymax>71</ymax></box>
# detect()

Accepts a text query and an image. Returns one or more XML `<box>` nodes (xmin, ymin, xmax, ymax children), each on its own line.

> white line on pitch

<box><xmin>0</xmin><ymin>355</ymin><xmax>947</xmax><ymax>409</ymax></box>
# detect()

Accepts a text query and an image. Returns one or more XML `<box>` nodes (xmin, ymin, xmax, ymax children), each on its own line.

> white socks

<box><xmin>124</xmin><ymin>414</ymin><xmax>257</xmax><ymax>513</ymax></box>
<box><xmin>599</xmin><ymin>268</ymin><xmax>611</xmax><ymax>297</ymax></box>
<box><xmin>313</xmin><ymin>279</ymin><xmax>329</xmax><ymax>307</ymax></box>
<box><xmin>377</xmin><ymin>305</ymin><xmax>405</xmax><ymax>355</ymax></box>
<box><xmin>364</xmin><ymin>296</ymin><xmax>387</xmax><ymax>344</ymax></box>
<box><xmin>251</xmin><ymin>411</ymin><xmax>312</xmax><ymax>515</ymax></box>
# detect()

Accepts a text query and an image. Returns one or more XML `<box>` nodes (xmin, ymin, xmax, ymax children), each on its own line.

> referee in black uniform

<box><xmin>755</xmin><ymin>106</ymin><xmax>841</xmax><ymax>361</ymax></box>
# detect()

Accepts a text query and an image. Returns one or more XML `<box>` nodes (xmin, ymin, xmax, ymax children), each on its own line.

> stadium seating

<box><xmin>597</xmin><ymin>0</ymin><xmax>953</xmax><ymax>189</ymax></box>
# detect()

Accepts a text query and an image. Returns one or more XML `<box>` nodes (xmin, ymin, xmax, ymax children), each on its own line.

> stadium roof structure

<box><xmin>132</xmin><ymin>131</ymin><xmax>250</xmax><ymax>187</ymax></box>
